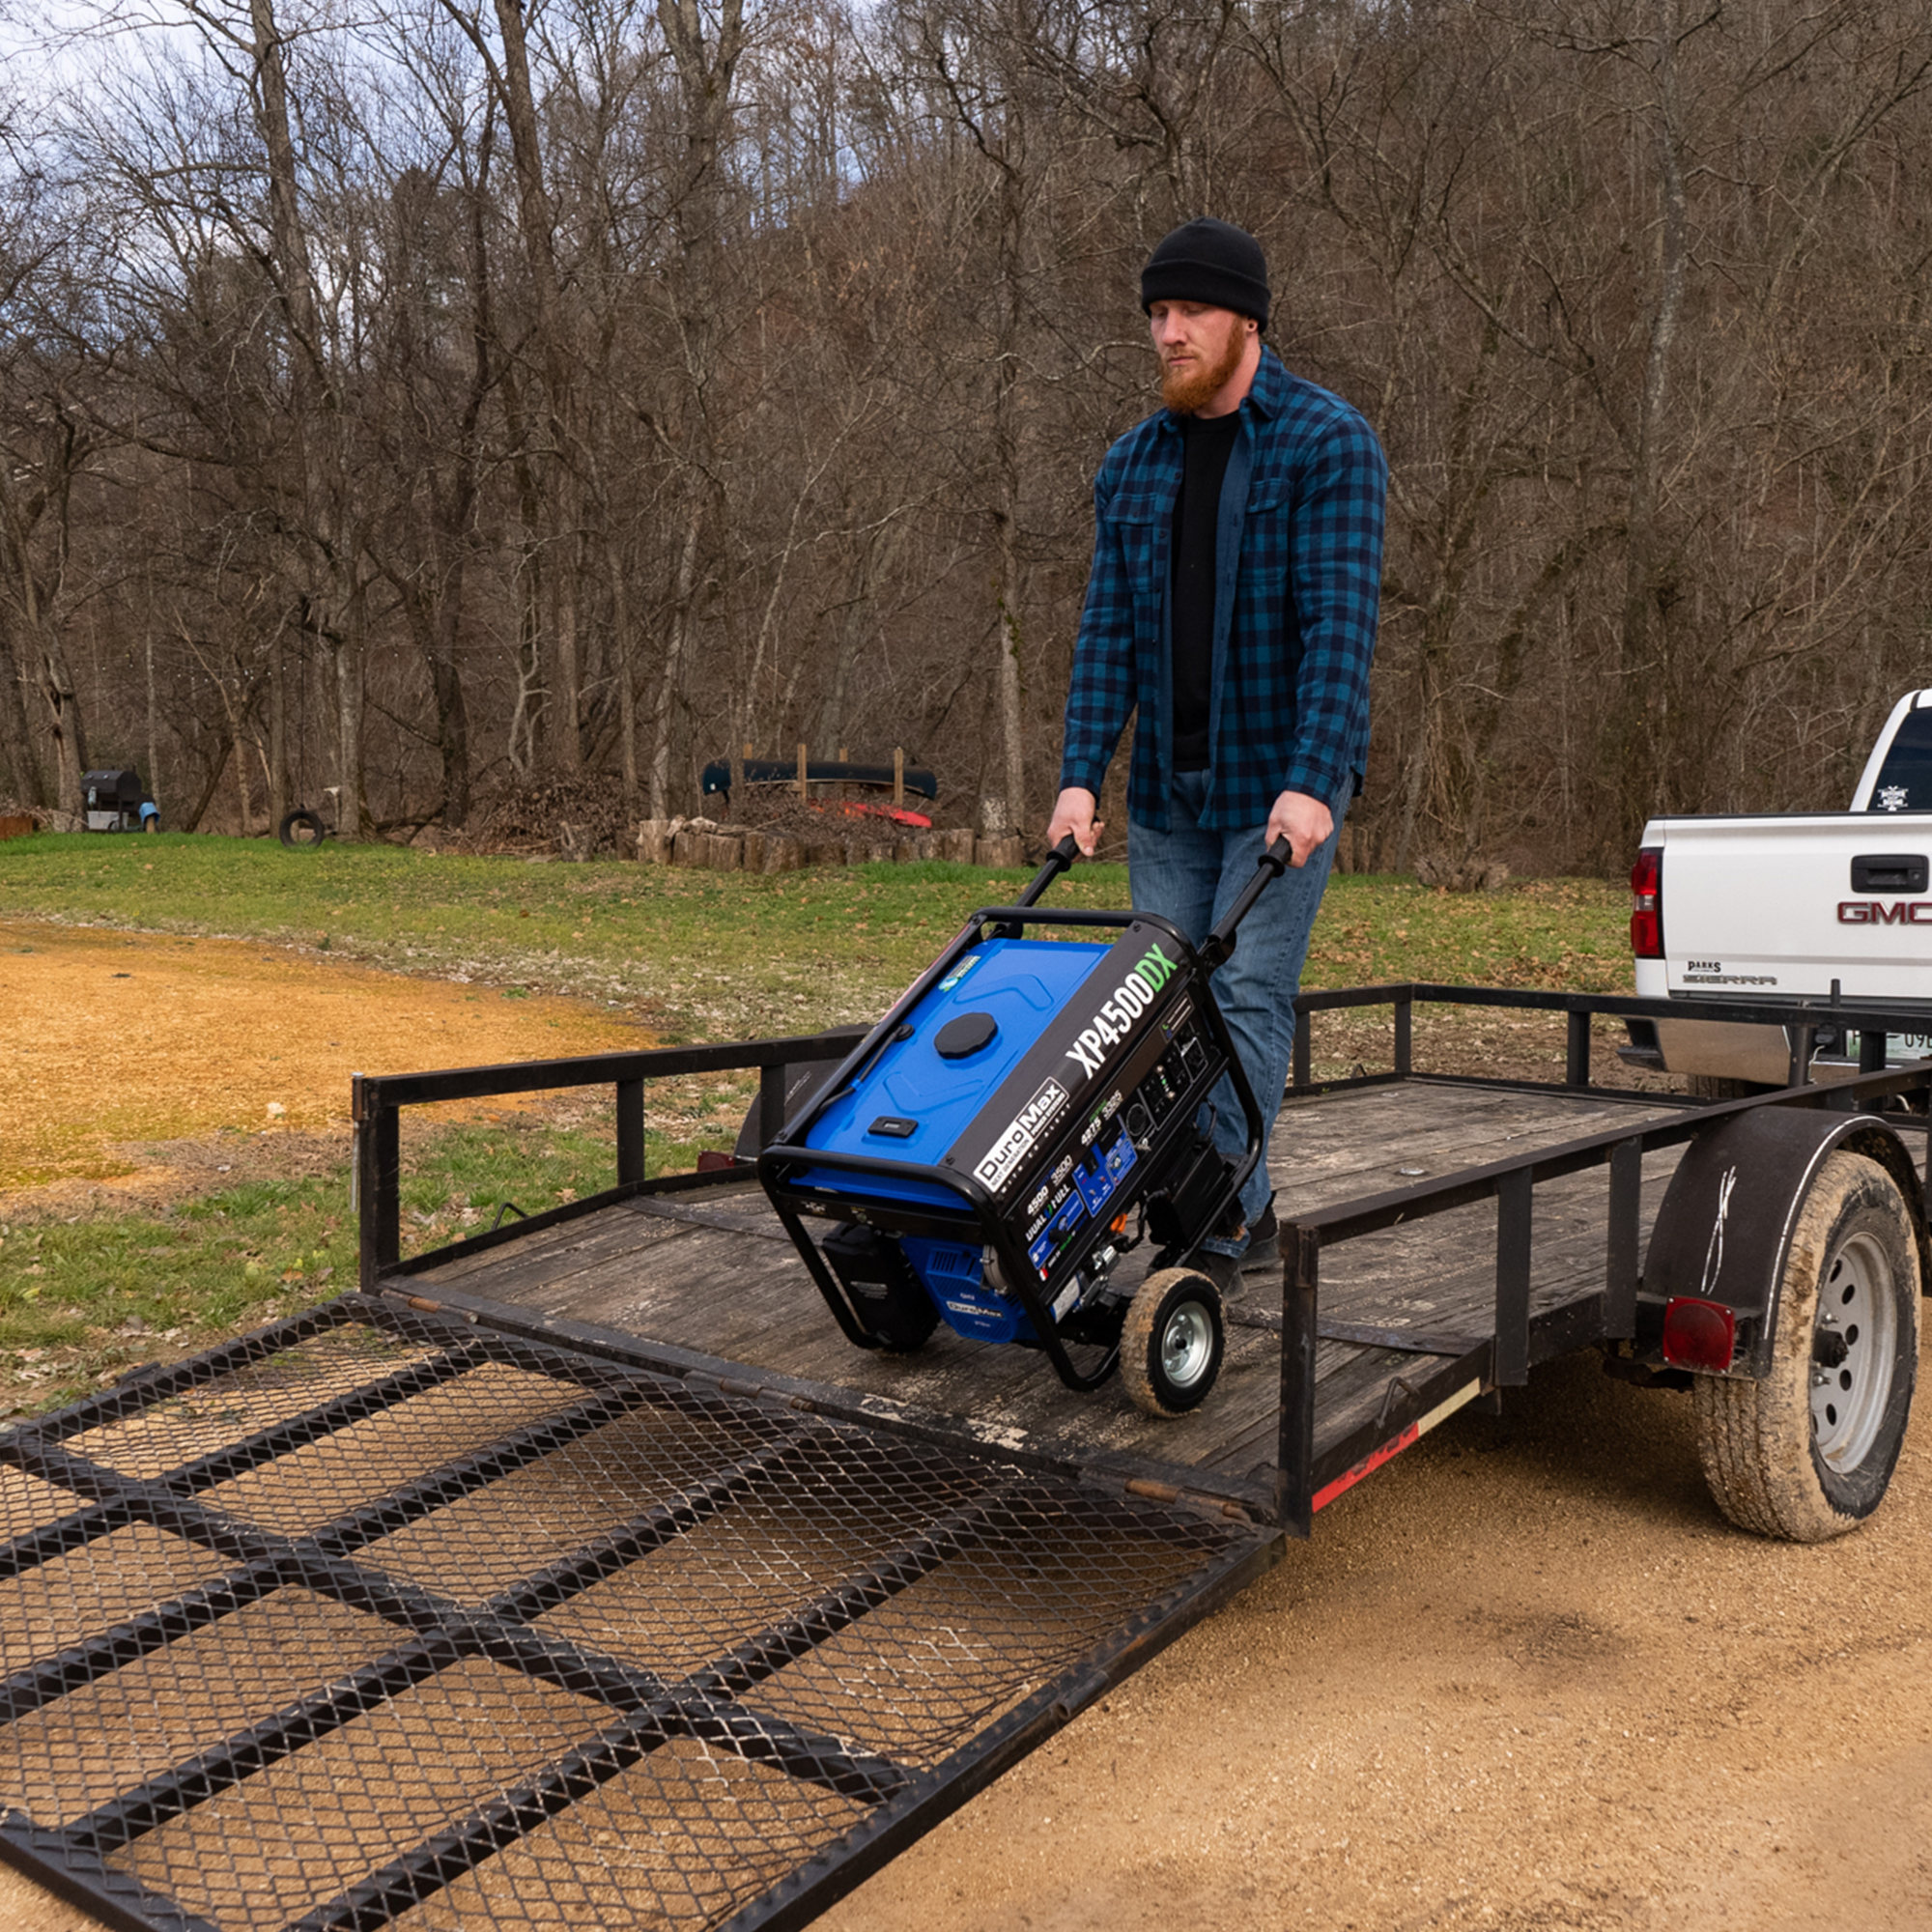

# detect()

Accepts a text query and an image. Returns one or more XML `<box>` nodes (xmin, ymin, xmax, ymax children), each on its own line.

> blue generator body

<box><xmin>758</xmin><ymin>840</ymin><xmax>1281</xmax><ymax>1398</ymax></box>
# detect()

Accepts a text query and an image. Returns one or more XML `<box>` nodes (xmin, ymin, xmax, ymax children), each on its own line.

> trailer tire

<box><xmin>1122</xmin><ymin>1268</ymin><xmax>1224</xmax><ymax>1418</ymax></box>
<box><xmin>1687</xmin><ymin>1074</ymin><xmax>1767</xmax><ymax>1100</ymax></box>
<box><xmin>1693</xmin><ymin>1151</ymin><xmax>1919</xmax><ymax>1542</ymax></box>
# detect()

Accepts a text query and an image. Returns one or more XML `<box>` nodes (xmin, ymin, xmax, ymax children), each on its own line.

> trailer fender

<box><xmin>1642</xmin><ymin>1106</ymin><xmax>1928</xmax><ymax>1378</ymax></box>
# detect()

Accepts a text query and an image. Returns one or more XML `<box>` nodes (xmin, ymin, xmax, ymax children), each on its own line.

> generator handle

<box><xmin>1014</xmin><ymin>833</ymin><xmax>1082</xmax><ymax>909</ymax></box>
<box><xmin>1197</xmin><ymin>837</ymin><xmax>1293</xmax><ymax>970</ymax></box>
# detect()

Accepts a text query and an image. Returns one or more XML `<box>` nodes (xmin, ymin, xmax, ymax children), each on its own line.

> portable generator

<box><xmin>757</xmin><ymin>835</ymin><xmax>1291</xmax><ymax>1417</ymax></box>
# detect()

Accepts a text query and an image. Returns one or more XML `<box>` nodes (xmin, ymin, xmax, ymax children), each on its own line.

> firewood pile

<box><xmin>466</xmin><ymin>777</ymin><xmax>638</xmax><ymax>857</ymax></box>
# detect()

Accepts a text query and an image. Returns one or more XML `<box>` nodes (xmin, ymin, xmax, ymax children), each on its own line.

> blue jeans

<box><xmin>1129</xmin><ymin>771</ymin><xmax>1348</xmax><ymax>1254</ymax></box>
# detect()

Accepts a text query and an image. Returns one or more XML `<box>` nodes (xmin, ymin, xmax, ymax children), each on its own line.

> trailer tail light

<box><xmin>1630</xmin><ymin>846</ymin><xmax>1663</xmax><ymax>958</ymax></box>
<box><xmin>1662</xmin><ymin>1295</ymin><xmax>1736</xmax><ymax>1373</ymax></box>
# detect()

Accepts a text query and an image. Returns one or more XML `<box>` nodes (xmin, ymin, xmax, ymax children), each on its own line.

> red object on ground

<box><xmin>817</xmin><ymin>800</ymin><xmax>933</xmax><ymax>830</ymax></box>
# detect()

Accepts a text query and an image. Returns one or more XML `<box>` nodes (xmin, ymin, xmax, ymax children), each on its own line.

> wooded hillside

<box><xmin>4</xmin><ymin>0</ymin><xmax>1927</xmax><ymax>870</ymax></box>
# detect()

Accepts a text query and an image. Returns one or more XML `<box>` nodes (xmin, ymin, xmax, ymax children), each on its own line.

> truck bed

<box><xmin>405</xmin><ymin>1079</ymin><xmax>1692</xmax><ymax>1518</ymax></box>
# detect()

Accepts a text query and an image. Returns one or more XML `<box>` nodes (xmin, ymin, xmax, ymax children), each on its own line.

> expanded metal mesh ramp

<box><xmin>0</xmin><ymin>1294</ymin><xmax>1276</xmax><ymax>1931</ymax></box>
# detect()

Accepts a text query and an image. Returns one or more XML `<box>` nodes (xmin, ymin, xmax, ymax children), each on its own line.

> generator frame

<box><xmin>756</xmin><ymin>895</ymin><xmax>1269</xmax><ymax>1394</ymax></box>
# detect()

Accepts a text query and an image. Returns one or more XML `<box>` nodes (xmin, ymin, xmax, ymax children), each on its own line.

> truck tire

<box><xmin>1122</xmin><ymin>1267</ymin><xmax>1224</xmax><ymax>1418</ymax></box>
<box><xmin>279</xmin><ymin>808</ymin><xmax>326</xmax><ymax>848</ymax></box>
<box><xmin>1694</xmin><ymin>1151</ymin><xmax>1919</xmax><ymax>1542</ymax></box>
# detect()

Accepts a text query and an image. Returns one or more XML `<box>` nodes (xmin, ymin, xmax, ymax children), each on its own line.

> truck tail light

<box><xmin>1662</xmin><ymin>1296</ymin><xmax>1736</xmax><ymax>1373</ymax></box>
<box><xmin>1630</xmin><ymin>846</ymin><xmax>1663</xmax><ymax>958</ymax></box>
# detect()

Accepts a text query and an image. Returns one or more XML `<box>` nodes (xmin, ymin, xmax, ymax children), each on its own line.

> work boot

<box><xmin>1239</xmin><ymin>1201</ymin><xmax>1280</xmax><ymax>1273</ymax></box>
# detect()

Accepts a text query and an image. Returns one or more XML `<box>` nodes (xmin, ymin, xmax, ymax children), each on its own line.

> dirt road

<box><xmin>1</xmin><ymin>928</ymin><xmax>1927</xmax><ymax>1928</ymax></box>
<box><xmin>0</xmin><ymin>920</ymin><xmax>645</xmax><ymax>1199</ymax></box>
<box><xmin>816</xmin><ymin>1346</ymin><xmax>1932</xmax><ymax>1931</ymax></box>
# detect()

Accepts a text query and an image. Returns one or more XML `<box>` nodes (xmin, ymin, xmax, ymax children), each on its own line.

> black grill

<box><xmin>0</xmin><ymin>1296</ymin><xmax>1273</xmax><ymax>1930</ymax></box>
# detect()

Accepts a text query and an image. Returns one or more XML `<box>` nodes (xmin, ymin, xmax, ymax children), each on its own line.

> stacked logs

<box><xmin>636</xmin><ymin>817</ymin><xmax>1027</xmax><ymax>872</ymax></box>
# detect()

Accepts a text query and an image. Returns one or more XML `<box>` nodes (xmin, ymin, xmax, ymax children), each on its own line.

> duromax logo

<box><xmin>974</xmin><ymin>1078</ymin><xmax>1070</xmax><ymax>1192</ymax></box>
<box><xmin>1064</xmin><ymin>944</ymin><xmax>1179</xmax><ymax>1078</ymax></box>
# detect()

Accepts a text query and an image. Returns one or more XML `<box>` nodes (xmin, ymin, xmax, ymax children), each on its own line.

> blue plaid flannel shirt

<box><xmin>1059</xmin><ymin>348</ymin><xmax>1386</xmax><ymax>831</ymax></box>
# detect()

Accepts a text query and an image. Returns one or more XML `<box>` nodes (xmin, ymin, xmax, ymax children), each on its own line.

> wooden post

<box><xmin>894</xmin><ymin>747</ymin><xmax>904</xmax><ymax>809</ymax></box>
<box><xmin>797</xmin><ymin>742</ymin><xmax>808</xmax><ymax>798</ymax></box>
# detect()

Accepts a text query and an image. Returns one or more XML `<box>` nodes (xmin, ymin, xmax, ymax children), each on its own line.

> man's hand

<box><xmin>1265</xmin><ymin>788</ymin><xmax>1333</xmax><ymax>867</ymax></box>
<box><xmin>1046</xmin><ymin>786</ymin><xmax>1105</xmax><ymax>858</ymax></box>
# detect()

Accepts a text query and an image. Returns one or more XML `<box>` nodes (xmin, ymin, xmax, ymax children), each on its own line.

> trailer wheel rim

<box><xmin>1812</xmin><ymin>1230</ymin><xmax>1897</xmax><ymax>1474</ymax></box>
<box><xmin>1160</xmin><ymin>1299</ymin><xmax>1215</xmax><ymax>1392</ymax></box>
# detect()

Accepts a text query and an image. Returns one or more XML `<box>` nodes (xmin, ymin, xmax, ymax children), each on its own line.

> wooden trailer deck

<box><xmin>401</xmin><ymin>1078</ymin><xmax>1693</xmax><ymax>1516</ymax></box>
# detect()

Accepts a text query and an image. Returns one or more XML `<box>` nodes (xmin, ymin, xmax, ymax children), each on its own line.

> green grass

<box><xmin>1</xmin><ymin>1177</ymin><xmax>357</xmax><ymax>1414</ymax></box>
<box><xmin>0</xmin><ymin>833</ymin><xmax>1632</xmax><ymax>1413</ymax></box>
<box><xmin>1309</xmin><ymin>874</ymin><xmax>1633</xmax><ymax>994</ymax></box>
<box><xmin>0</xmin><ymin>1110</ymin><xmax>735</xmax><ymax>1417</ymax></box>
<box><xmin>0</xmin><ymin>833</ymin><xmax>1633</xmax><ymax>1041</ymax></box>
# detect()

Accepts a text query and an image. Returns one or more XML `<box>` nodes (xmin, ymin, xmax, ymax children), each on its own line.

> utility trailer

<box><xmin>2</xmin><ymin>985</ymin><xmax>1927</xmax><ymax>1932</ymax></box>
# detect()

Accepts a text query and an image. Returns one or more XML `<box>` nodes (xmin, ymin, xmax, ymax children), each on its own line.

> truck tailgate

<box><xmin>1651</xmin><ymin>810</ymin><xmax>1932</xmax><ymax>1003</ymax></box>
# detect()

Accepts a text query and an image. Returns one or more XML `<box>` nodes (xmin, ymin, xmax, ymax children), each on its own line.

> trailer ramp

<box><xmin>0</xmin><ymin>1294</ymin><xmax>1276</xmax><ymax>1932</ymax></box>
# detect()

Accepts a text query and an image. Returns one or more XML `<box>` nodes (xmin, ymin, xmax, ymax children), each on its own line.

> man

<box><xmin>1046</xmin><ymin>216</ymin><xmax>1386</xmax><ymax>1292</ymax></box>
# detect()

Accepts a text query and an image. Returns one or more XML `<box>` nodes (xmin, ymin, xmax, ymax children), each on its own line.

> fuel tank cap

<box><xmin>934</xmin><ymin>1010</ymin><xmax>999</xmax><ymax>1059</ymax></box>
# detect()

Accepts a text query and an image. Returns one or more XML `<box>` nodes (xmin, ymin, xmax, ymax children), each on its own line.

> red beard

<box><xmin>1161</xmin><ymin>321</ymin><xmax>1248</xmax><ymax>413</ymax></box>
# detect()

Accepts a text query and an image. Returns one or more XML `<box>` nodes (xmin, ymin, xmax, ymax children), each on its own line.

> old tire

<box><xmin>1122</xmin><ymin>1267</ymin><xmax>1224</xmax><ymax>1418</ymax></box>
<box><xmin>279</xmin><ymin>808</ymin><xmax>326</xmax><ymax>848</ymax></box>
<box><xmin>1694</xmin><ymin>1151</ymin><xmax>1919</xmax><ymax>1542</ymax></box>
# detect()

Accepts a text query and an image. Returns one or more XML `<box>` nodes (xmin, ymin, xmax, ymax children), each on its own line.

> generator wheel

<box><xmin>1694</xmin><ymin>1151</ymin><xmax>1919</xmax><ymax>1542</ymax></box>
<box><xmin>1122</xmin><ymin>1267</ymin><xmax>1224</xmax><ymax>1418</ymax></box>
<box><xmin>279</xmin><ymin>808</ymin><xmax>326</xmax><ymax>848</ymax></box>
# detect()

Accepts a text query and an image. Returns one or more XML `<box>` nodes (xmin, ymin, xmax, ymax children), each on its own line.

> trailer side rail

<box><xmin>360</xmin><ymin>984</ymin><xmax>1915</xmax><ymax>1293</ymax></box>
<box><xmin>353</xmin><ymin>1030</ymin><xmax>867</xmax><ymax>1289</ymax></box>
<box><xmin>1274</xmin><ymin>980</ymin><xmax>1932</xmax><ymax>1532</ymax></box>
<box><xmin>1290</xmin><ymin>980</ymin><xmax>1925</xmax><ymax>1094</ymax></box>
<box><xmin>355</xmin><ymin>986</ymin><xmax>1932</xmax><ymax>1539</ymax></box>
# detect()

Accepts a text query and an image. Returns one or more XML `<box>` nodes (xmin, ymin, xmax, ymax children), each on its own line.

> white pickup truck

<box><xmin>1625</xmin><ymin>688</ymin><xmax>1932</xmax><ymax>1085</ymax></box>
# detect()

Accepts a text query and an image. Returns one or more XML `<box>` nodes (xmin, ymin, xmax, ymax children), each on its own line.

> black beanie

<box><xmin>1140</xmin><ymin>217</ymin><xmax>1270</xmax><ymax>329</ymax></box>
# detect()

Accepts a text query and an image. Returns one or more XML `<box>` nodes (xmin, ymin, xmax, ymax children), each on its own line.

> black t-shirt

<box><xmin>1170</xmin><ymin>412</ymin><xmax>1242</xmax><ymax>772</ymax></box>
